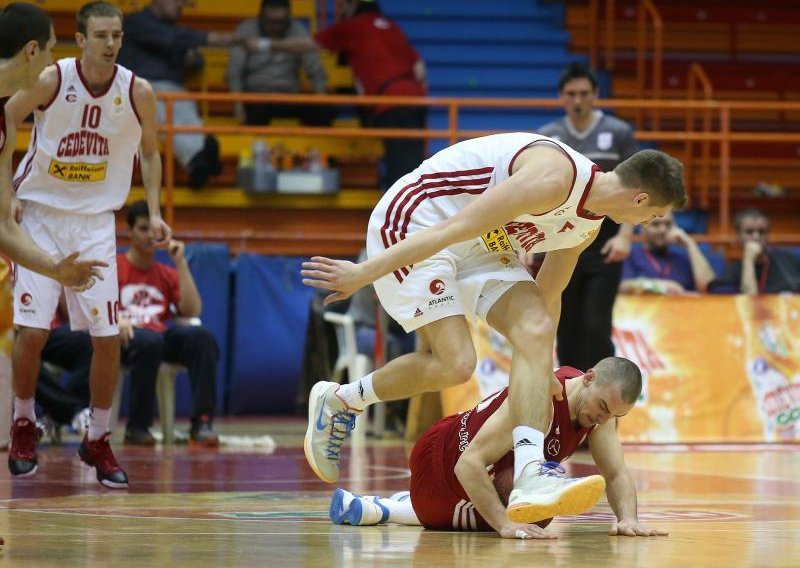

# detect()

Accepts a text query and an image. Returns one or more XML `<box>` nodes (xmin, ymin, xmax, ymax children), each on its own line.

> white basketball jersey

<box><xmin>374</xmin><ymin>132</ymin><xmax>604</xmax><ymax>257</ymax></box>
<box><xmin>14</xmin><ymin>58</ymin><xmax>142</xmax><ymax>214</ymax></box>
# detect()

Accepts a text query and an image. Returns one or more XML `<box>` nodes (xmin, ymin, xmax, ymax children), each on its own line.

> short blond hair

<box><xmin>614</xmin><ymin>150</ymin><xmax>687</xmax><ymax>208</ymax></box>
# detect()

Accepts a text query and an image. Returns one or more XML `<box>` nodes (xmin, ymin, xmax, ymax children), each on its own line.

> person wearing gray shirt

<box><xmin>227</xmin><ymin>0</ymin><xmax>334</xmax><ymax>126</ymax></box>
<box><xmin>538</xmin><ymin>63</ymin><xmax>639</xmax><ymax>372</ymax></box>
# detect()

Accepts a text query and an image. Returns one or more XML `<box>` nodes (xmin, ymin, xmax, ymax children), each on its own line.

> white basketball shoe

<box><xmin>304</xmin><ymin>381</ymin><xmax>360</xmax><ymax>483</ymax></box>
<box><xmin>329</xmin><ymin>488</ymin><xmax>390</xmax><ymax>526</ymax></box>
<box><xmin>507</xmin><ymin>461</ymin><xmax>606</xmax><ymax>523</ymax></box>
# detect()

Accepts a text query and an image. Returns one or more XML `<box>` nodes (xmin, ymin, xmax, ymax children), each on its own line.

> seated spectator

<box><xmin>250</xmin><ymin>0</ymin><xmax>428</xmax><ymax>190</ymax></box>
<box><xmin>227</xmin><ymin>0</ymin><xmax>334</xmax><ymax>127</ymax></box>
<box><xmin>709</xmin><ymin>208</ymin><xmax>800</xmax><ymax>295</ymax></box>
<box><xmin>620</xmin><ymin>211</ymin><xmax>716</xmax><ymax>294</ymax></box>
<box><xmin>35</xmin><ymin>324</ymin><xmax>93</xmax><ymax>441</ymax></box>
<box><xmin>118</xmin><ymin>0</ymin><xmax>241</xmax><ymax>189</ymax></box>
<box><xmin>118</xmin><ymin>201</ymin><xmax>220</xmax><ymax>447</ymax></box>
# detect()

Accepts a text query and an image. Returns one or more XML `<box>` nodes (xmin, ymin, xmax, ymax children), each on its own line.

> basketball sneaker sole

<box><xmin>506</xmin><ymin>474</ymin><xmax>606</xmax><ymax>523</ymax></box>
<box><xmin>77</xmin><ymin>447</ymin><xmax>129</xmax><ymax>489</ymax></box>
<box><xmin>304</xmin><ymin>381</ymin><xmax>339</xmax><ymax>483</ymax></box>
<box><xmin>8</xmin><ymin>463</ymin><xmax>38</xmax><ymax>478</ymax></box>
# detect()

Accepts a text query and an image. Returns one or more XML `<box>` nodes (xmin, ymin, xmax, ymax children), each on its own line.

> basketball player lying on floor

<box><xmin>330</xmin><ymin>357</ymin><xmax>668</xmax><ymax>539</ymax></box>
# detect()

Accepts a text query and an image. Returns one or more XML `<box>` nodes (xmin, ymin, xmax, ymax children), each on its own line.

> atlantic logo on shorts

<box><xmin>18</xmin><ymin>292</ymin><xmax>36</xmax><ymax>316</ymax></box>
<box><xmin>429</xmin><ymin>279</ymin><xmax>446</xmax><ymax>295</ymax></box>
<box><xmin>546</xmin><ymin>438</ymin><xmax>561</xmax><ymax>457</ymax></box>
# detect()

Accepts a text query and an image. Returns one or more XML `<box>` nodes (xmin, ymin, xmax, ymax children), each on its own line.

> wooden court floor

<box><xmin>1</xmin><ymin>419</ymin><xmax>798</xmax><ymax>568</ymax></box>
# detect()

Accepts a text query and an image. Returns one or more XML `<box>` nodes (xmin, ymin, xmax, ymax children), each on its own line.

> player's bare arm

<box><xmin>535</xmin><ymin>231</ymin><xmax>598</xmax><ymax>329</ymax></box>
<box><xmin>454</xmin><ymin>400</ymin><xmax>556</xmax><ymax>539</ymax></box>
<box><xmin>0</xmin><ymin>68</ymin><xmax>107</xmax><ymax>289</ymax></box>
<box><xmin>301</xmin><ymin>144</ymin><xmax>574</xmax><ymax>304</ymax></box>
<box><xmin>588</xmin><ymin>419</ymin><xmax>668</xmax><ymax>537</ymax></box>
<box><xmin>133</xmin><ymin>76</ymin><xmax>172</xmax><ymax>246</ymax></box>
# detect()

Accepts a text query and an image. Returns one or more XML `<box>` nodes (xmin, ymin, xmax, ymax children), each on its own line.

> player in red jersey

<box><xmin>330</xmin><ymin>357</ymin><xmax>668</xmax><ymax>539</ymax></box>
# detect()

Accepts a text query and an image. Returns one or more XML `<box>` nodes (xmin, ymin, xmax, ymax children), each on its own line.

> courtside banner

<box><xmin>449</xmin><ymin>295</ymin><xmax>800</xmax><ymax>443</ymax></box>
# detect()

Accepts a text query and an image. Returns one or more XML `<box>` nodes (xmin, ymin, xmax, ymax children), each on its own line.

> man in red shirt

<box><xmin>330</xmin><ymin>357</ymin><xmax>668</xmax><ymax>539</ymax></box>
<box><xmin>118</xmin><ymin>200</ymin><xmax>219</xmax><ymax>446</ymax></box>
<box><xmin>248</xmin><ymin>0</ymin><xmax>427</xmax><ymax>190</ymax></box>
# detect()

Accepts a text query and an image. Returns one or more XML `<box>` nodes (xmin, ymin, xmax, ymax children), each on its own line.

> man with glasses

<box><xmin>709</xmin><ymin>208</ymin><xmax>800</xmax><ymax>294</ymax></box>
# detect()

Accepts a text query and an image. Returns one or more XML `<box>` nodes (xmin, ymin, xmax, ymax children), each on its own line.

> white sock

<box><xmin>88</xmin><ymin>407</ymin><xmax>111</xmax><ymax>441</ymax></box>
<box><xmin>512</xmin><ymin>426</ymin><xmax>545</xmax><ymax>482</ymax></box>
<box><xmin>336</xmin><ymin>373</ymin><xmax>380</xmax><ymax>411</ymax></box>
<box><xmin>377</xmin><ymin>494</ymin><xmax>420</xmax><ymax>526</ymax></box>
<box><xmin>13</xmin><ymin>397</ymin><xmax>36</xmax><ymax>422</ymax></box>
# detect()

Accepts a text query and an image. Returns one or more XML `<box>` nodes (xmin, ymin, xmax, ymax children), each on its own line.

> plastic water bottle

<box><xmin>307</xmin><ymin>148</ymin><xmax>322</xmax><ymax>172</ymax></box>
<box><xmin>252</xmin><ymin>139</ymin><xmax>273</xmax><ymax>191</ymax></box>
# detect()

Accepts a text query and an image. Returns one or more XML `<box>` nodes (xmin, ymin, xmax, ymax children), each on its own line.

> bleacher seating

<box><xmin>563</xmin><ymin>0</ymin><xmax>800</xmax><ymax>238</ymax></box>
<box><xmin>21</xmin><ymin>0</ymin><xmax>800</xmax><ymax>252</ymax></box>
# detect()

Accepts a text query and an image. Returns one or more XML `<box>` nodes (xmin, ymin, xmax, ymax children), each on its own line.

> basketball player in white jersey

<box><xmin>302</xmin><ymin>133</ymin><xmax>686</xmax><ymax>523</ymax></box>
<box><xmin>4</xmin><ymin>1</ymin><xmax>171</xmax><ymax>488</ymax></box>
<box><xmin>0</xmin><ymin>3</ymin><xmax>105</xmax><ymax>289</ymax></box>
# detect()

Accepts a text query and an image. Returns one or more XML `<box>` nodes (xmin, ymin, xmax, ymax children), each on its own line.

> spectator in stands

<box><xmin>619</xmin><ymin>211</ymin><xmax>716</xmax><ymax>295</ymax></box>
<box><xmin>248</xmin><ymin>0</ymin><xmax>427</xmax><ymax>190</ymax></box>
<box><xmin>709</xmin><ymin>208</ymin><xmax>800</xmax><ymax>295</ymax></box>
<box><xmin>118</xmin><ymin>200</ymin><xmax>220</xmax><ymax>447</ymax></box>
<box><xmin>538</xmin><ymin>63</ymin><xmax>638</xmax><ymax>371</ymax></box>
<box><xmin>118</xmin><ymin>0</ymin><xmax>241</xmax><ymax>189</ymax></box>
<box><xmin>35</xmin><ymin>324</ymin><xmax>93</xmax><ymax>440</ymax></box>
<box><xmin>227</xmin><ymin>0</ymin><xmax>334</xmax><ymax>127</ymax></box>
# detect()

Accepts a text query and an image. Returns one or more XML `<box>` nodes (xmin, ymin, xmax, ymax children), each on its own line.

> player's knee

<box><xmin>439</xmin><ymin>351</ymin><xmax>477</xmax><ymax>387</ymax></box>
<box><xmin>506</xmin><ymin>316</ymin><xmax>555</xmax><ymax>350</ymax></box>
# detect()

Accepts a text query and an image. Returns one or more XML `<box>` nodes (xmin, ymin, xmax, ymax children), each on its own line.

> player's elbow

<box><xmin>454</xmin><ymin>454</ymin><xmax>479</xmax><ymax>485</ymax></box>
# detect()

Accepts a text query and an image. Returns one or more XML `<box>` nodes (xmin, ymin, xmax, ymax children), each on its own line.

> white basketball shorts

<box><xmin>366</xmin><ymin>230</ymin><xmax>533</xmax><ymax>334</ymax></box>
<box><xmin>14</xmin><ymin>201</ymin><xmax>120</xmax><ymax>336</ymax></box>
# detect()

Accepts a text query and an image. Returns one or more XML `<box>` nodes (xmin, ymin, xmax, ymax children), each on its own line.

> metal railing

<box><xmin>156</xmin><ymin>90</ymin><xmax>800</xmax><ymax>241</ymax></box>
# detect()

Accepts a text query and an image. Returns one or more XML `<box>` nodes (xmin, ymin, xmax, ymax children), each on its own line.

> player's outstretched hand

<box><xmin>301</xmin><ymin>256</ymin><xmax>366</xmax><ymax>305</ymax></box>
<box><xmin>55</xmin><ymin>252</ymin><xmax>107</xmax><ymax>291</ymax></box>
<box><xmin>500</xmin><ymin>521</ymin><xmax>557</xmax><ymax>540</ymax></box>
<box><xmin>609</xmin><ymin>520</ymin><xmax>668</xmax><ymax>537</ymax></box>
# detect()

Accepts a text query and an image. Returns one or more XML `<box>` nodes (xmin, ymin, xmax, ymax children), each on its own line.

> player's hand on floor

<box><xmin>500</xmin><ymin>522</ymin><xmax>557</xmax><ymax>540</ymax></box>
<box><xmin>301</xmin><ymin>256</ymin><xmax>366</xmax><ymax>305</ymax></box>
<box><xmin>609</xmin><ymin>520</ymin><xmax>668</xmax><ymax>537</ymax></box>
<box><xmin>56</xmin><ymin>253</ymin><xmax>107</xmax><ymax>291</ymax></box>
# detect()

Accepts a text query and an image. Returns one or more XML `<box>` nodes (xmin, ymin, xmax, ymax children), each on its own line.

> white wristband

<box><xmin>257</xmin><ymin>38</ymin><xmax>272</xmax><ymax>52</ymax></box>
